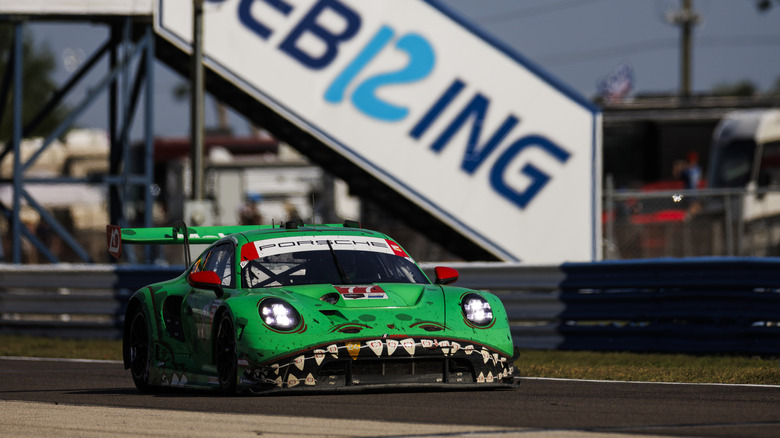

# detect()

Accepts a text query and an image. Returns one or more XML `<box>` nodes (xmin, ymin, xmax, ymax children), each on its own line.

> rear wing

<box><xmin>106</xmin><ymin>220</ymin><xmax>364</xmax><ymax>262</ymax></box>
<box><xmin>107</xmin><ymin>222</ymin><xmax>269</xmax><ymax>261</ymax></box>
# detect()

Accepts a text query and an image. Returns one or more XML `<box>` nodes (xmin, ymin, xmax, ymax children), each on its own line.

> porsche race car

<box><xmin>110</xmin><ymin>221</ymin><xmax>516</xmax><ymax>393</ymax></box>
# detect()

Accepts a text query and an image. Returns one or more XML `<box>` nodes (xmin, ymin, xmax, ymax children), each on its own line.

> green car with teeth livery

<box><xmin>112</xmin><ymin>221</ymin><xmax>516</xmax><ymax>394</ymax></box>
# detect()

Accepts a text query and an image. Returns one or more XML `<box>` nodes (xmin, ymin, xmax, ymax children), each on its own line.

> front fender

<box><xmin>442</xmin><ymin>287</ymin><xmax>514</xmax><ymax>357</ymax></box>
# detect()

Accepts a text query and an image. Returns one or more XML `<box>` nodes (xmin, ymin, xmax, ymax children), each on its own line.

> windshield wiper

<box><xmin>326</xmin><ymin>240</ymin><xmax>351</xmax><ymax>284</ymax></box>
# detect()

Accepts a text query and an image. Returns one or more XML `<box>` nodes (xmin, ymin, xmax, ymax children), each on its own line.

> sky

<box><xmin>23</xmin><ymin>0</ymin><xmax>780</xmax><ymax>140</ymax></box>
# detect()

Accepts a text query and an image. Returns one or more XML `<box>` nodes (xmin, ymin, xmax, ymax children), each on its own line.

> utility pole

<box><xmin>669</xmin><ymin>0</ymin><xmax>700</xmax><ymax>99</ymax></box>
<box><xmin>191</xmin><ymin>0</ymin><xmax>205</xmax><ymax>202</ymax></box>
<box><xmin>184</xmin><ymin>0</ymin><xmax>212</xmax><ymax>227</ymax></box>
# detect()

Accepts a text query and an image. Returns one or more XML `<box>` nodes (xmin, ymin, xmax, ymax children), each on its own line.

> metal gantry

<box><xmin>0</xmin><ymin>17</ymin><xmax>155</xmax><ymax>263</ymax></box>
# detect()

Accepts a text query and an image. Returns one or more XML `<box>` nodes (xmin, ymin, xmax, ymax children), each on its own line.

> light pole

<box><xmin>669</xmin><ymin>0</ymin><xmax>700</xmax><ymax>99</ymax></box>
<box><xmin>184</xmin><ymin>0</ymin><xmax>213</xmax><ymax>227</ymax></box>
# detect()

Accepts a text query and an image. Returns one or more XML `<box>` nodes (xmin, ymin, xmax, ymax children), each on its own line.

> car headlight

<box><xmin>461</xmin><ymin>293</ymin><xmax>493</xmax><ymax>327</ymax></box>
<box><xmin>259</xmin><ymin>298</ymin><xmax>300</xmax><ymax>331</ymax></box>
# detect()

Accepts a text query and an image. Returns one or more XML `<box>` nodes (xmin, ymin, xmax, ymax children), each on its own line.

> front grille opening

<box><xmin>318</xmin><ymin>358</ymin><xmax>475</xmax><ymax>386</ymax></box>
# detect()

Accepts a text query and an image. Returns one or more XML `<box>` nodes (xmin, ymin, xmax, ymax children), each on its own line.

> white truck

<box><xmin>706</xmin><ymin>109</ymin><xmax>780</xmax><ymax>254</ymax></box>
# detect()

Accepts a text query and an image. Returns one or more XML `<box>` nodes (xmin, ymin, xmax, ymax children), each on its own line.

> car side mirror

<box><xmin>188</xmin><ymin>270</ymin><xmax>224</xmax><ymax>298</ymax></box>
<box><xmin>434</xmin><ymin>266</ymin><xmax>459</xmax><ymax>285</ymax></box>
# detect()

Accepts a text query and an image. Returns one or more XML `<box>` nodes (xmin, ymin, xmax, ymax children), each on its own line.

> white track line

<box><xmin>519</xmin><ymin>376</ymin><xmax>780</xmax><ymax>389</ymax></box>
<box><xmin>3</xmin><ymin>357</ymin><xmax>779</xmax><ymax>389</ymax></box>
<box><xmin>0</xmin><ymin>356</ymin><xmax>122</xmax><ymax>364</ymax></box>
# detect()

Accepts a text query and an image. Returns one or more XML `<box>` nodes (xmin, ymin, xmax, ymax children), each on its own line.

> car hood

<box><xmin>279</xmin><ymin>283</ymin><xmax>442</xmax><ymax>309</ymax></box>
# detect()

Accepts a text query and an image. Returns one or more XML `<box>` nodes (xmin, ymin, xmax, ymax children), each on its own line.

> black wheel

<box><xmin>127</xmin><ymin>307</ymin><xmax>154</xmax><ymax>393</ymax></box>
<box><xmin>215</xmin><ymin>312</ymin><xmax>238</xmax><ymax>394</ymax></box>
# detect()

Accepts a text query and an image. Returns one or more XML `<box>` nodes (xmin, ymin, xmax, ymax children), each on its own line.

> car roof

<box><xmin>238</xmin><ymin>224</ymin><xmax>390</xmax><ymax>243</ymax></box>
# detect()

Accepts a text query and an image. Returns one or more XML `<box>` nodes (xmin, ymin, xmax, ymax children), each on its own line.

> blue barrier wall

<box><xmin>558</xmin><ymin>258</ymin><xmax>780</xmax><ymax>354</ymax></box>
<box><xmin>2</xmin><ymin>258</ymin><xmax>780</xmax><ymax>355</ymax></box>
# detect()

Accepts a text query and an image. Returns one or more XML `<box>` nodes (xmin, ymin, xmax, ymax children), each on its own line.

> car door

<box><xmin>182</xmin><ymin>242</ymin><xmax>235</xmax><ymax>366</ymax></box>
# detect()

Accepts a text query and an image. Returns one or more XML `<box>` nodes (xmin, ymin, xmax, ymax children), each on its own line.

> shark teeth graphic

<box><xmin>401</xmin><ymin>338</ymin><xmax>415</xmax><ymax>356</ymax></box>
<box><xmin>314</xmin><ymin>349</ymin><xmax>326</xmax><ymax>366</ymax></box>
<box><xmin>386</xmin><ymin>340</ymin><xmax>398</xmax><ymax>356</ymax></box>
<box><xmin>367</xmin><ymin>340</ymin><xmax>383</xmax><ymax>357</ymax></box>
<box><xmin>293</xmin><ymin>355</ymin><xmax>305</xmax><ymax>371</ymax></box>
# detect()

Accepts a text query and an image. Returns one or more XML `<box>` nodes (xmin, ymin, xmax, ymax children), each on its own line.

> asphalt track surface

<box><xmin>2</xmin><ymin>357</ymin><xmax>780</xmax><ymax>437</ymax></box>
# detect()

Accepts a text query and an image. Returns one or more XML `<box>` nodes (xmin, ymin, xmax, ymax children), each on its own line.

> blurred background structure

<box><xmin>1</xmin><ymin>0</ymin><xmax>780</xmax><ymax>264</ymax></box>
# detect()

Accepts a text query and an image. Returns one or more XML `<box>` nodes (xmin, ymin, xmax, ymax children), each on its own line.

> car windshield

<box><xmin>710</xmin><ymin>139</ymin><xmax>756</xmax><ymax>188</ymax></box>
<box><xmin>241</xmin><ymin>249</ymin><xmax>429</xmax><ymax>288</ymax></box>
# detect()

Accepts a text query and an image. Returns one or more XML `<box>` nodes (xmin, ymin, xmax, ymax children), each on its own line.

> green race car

<box><xmin>111</xmin><ymin>221</ymin><xmax>516</xmax><ymax>394</ymax></box>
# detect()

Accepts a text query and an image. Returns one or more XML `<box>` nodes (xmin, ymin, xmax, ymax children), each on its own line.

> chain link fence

<box><xmin>603</xmin><ymin>185</ymin><xmax>780</xmax><ymax>259</ymax></box>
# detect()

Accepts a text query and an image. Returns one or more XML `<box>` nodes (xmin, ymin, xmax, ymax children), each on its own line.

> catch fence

<box><xmin>603</xmin><ymin>186</ymin><xmax>780</xmax><ymax>259</ymax></box>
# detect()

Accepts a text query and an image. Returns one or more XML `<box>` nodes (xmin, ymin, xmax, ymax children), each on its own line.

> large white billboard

<box><xmin>155</xmin><ymin>0</ymin><xmax>602</xmax><ymax>263</ymax></box>
<box><xmin>0</xmin><ymin>0</ymin><xmax>152</xmax><ymax>15</ymax></box>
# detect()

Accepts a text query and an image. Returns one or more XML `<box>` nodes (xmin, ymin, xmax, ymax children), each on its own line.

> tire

<box><xmin>215</xmin><ymin>312</ymin><xmax>238</xmax><ymax>394</ymax></box>
<box><xmin>127</xmin><ymin>307</ymin><xmax>154</xmax><ymax>393</ymax></box>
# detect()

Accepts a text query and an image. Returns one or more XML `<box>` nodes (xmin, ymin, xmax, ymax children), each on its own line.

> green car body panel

<box><xmin>117</xmin><ymin>223</ymin><xmax>516</xmax><ymax>393</ymax></box>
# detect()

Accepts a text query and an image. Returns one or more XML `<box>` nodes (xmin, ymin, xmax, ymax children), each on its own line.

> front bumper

<box><xmin>238</xmin><ymin>337</ymin><xmax>515</xmax><ymax>391</ymax></box>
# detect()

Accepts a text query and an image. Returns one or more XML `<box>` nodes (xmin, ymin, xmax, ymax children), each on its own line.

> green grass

<box><xmin>2</xmin><ymin>335</ymin><xmax>779</xmax><ymax>385</ymax></box>
<box><xmin>0</xmin><ymin>335</ymin><xmax>122</xmax><ymax>361</ymax></box>
<box><xmin>517</xmin><ymin>349</ymin><xmax>780</xmax><ymax>385</ymax></box>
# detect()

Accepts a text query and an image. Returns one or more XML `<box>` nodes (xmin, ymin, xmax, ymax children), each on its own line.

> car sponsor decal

<box><xmin>107</xmin><ymin>225</ymin><xmax>122</xmax><ymax>259</ymax></box>
<box><xmin>240</xmin><ymin>235</ymin><xmax>409</xmax><ymax>262</ymax></box>
<box><xmin>334</xmin><ymin>285</ymin><xmax>388</xmax><ymax>300</ymax></box>
<box><xmin>385</xmin><ymin>240</ymin><xmax>409</xmax><ymax>257</ymax></box>
<box><xmin>346</xmin><ymin>342</ymin><xmax>361</xmax><ymax>360</ymax></box>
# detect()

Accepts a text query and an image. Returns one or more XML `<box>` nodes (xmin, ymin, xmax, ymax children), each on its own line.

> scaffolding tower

<box><xmin>0</xmin><ymin>15</ymin><xmax>155</xmax><ymax>263</ymax></box>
